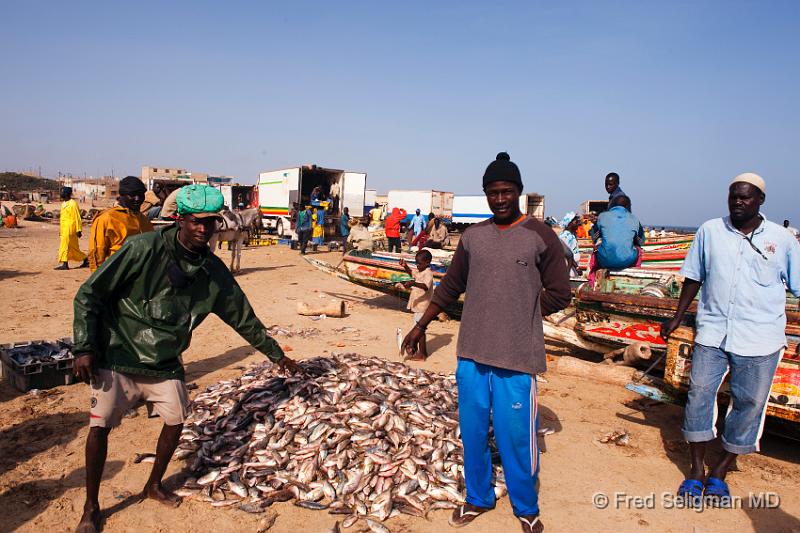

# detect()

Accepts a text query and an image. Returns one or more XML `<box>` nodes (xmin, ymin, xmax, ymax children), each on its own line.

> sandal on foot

<box><xmin>448</xmin><ymin>504</ymin><xmax>490</xmax><ymax>528</ymax></box>
<box><xmin>677</xmin><ymin>479</ymin><xmax>704</xmax><ymax>500</ymax></box>
<box><xmin>519</xmin><ymin>515</ymin><xmax>544</xmax><ymax>533</ymax></box>
<box><xmin>704</xmin><ymin>477</ymin><xmax>731</xmax><ymax>507</ymax></box>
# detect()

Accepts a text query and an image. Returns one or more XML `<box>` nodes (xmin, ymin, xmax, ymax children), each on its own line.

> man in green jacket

<box><xmin>72</xmin><ymin>184</ymin><xmax>299</xmax><ymax>533</ymax></box>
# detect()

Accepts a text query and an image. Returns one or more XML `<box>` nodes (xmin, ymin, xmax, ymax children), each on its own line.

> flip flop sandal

<box><xmin>704</xmin><ymin>477</ymin><xmax>732</xmax><ymax>507</ymax></box>
<box><xmin>448</xmin><ymin>504</ymin><xmax>490</xmax><ymax>528</ymax></box>
<box><xmin>677</xmin><ymin>479</ymin><xmax>704</xmax><ymax>500</ymax></box>
<box><xmin>519</xmin><ymin>515</ymin><xmax>544</xmax><ymax>532</ymax></box>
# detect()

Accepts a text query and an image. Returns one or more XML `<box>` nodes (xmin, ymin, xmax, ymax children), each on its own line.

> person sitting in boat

<box><xmin>575</xmin><ymin>216</ymin><xmax>593</xmax><ymax>239</ymax></box>
<box><xmin>347</xmin><ymin>217</ymin><xmax>373</xmax><ymax>251</ymax></box>
<box><xmin>558</xmin><ymin>212</ymin><xmax>582</xmax><ymax>276</ymax></box>
<box><xmin>426</xmin><ymin>216</ymin><xmax>448</xmax><ymax>249</ymax></box>
<box><xmin>661</xmin><ymin>173</ymin><xmax>800</xmax><ymax>506</ymax></box>
<box><xmin>605</xmin><ymin>172</ymin><xmax>625</xmax><ymax>202</ymax></box>
<box><xmin>590</xmin><ymin>194</ymin><xmax>645</xmax><ymax>271</ymax></box>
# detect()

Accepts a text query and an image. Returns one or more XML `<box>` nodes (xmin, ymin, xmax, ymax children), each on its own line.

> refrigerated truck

<box><xmin>451</xmin><ymin>193</ymin><xmax>545</xmax><ymax>229</ymax></box>
<box><xmin>257</xmin><ymin>165</ymin><xmax>367</xmax><ymax>237</ymax></box>
<box><xmin>213</xmin><ymin>184</ymin><xmax>256</xmax><ymax>209</ymax></box>
<box><xmin>364</xmin><ymin>189</ymin><xmax>378</xmax><ymax>213</ymax></box>
<box><xmin>386</xmin><ymin>190</ymin><xmax>454</xmax><ymax>223</ymax></box>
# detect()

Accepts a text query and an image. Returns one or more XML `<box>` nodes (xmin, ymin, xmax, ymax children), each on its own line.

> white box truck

<box><xmin>213</xmin><ymin>184</ymin><xmax>256</xmax><ymax>209</ymax></box>
<box><xmin>387</xmin><ymin>190</ymin><xmax>454</xmax><ymax>223</ymax></box>
<box><xmin>451</xmin><ymin>193</ymin><xmax>545</xmax><ymax>229</ymax></box>
<box><xmin>364</xmin><ymin>189</ymin><xmax>378</xmax><ymax>213</ymax></box>
<box><xmin>257</xmin><ymin>165</ymin><xmax>367</xmax><ymax>237</ymax></box>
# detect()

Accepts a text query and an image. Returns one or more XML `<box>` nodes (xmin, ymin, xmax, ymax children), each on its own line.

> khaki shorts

<box><xmin>90</xmin><ymin>369</ymin><xmax>190</xmax><ymax>428</ymax></box>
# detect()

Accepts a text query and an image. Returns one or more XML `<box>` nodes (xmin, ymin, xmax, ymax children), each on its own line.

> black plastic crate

<box><xmin>0</xmin><ymin>338</ymin><xmax>76</xmax><ymax>392</ymax></box>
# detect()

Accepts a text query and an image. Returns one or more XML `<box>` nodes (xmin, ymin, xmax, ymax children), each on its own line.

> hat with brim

<box><xmin>189</xmin><ymin>211</ymin><xmax>224</xmax><ymax>220</ymax></box>
<box><xmin>176</xmin><ymin>184</ymin><xmax>224</xmax><ymax>219</ymax></box>
<box><xmin>730</xmin><ymin>172</ymin><xmax>765</xmax><ymax>194</ymax></box>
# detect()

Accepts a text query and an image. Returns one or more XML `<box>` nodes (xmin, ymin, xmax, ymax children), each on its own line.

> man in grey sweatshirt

<box><xmin>402</xmin><ymin>152</ymin><xmax>571</xmax><ymax>533</ymax></box>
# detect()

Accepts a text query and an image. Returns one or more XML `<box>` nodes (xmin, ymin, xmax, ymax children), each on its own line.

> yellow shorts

<box><xmin>89</xmin><ymin>369</ymin><xmax>190</xmax><ymax>428</ymax></box>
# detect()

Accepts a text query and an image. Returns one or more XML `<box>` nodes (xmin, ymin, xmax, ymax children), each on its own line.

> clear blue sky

<box><xmin>1</xmin><ymin>1</ymin><xmax>797</xmax><ymax>226</ymax></box>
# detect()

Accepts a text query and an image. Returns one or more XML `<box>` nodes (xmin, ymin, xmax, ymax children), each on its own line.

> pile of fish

<box><xmin>2</xmin><ymin>340</ymin><xmax>72</xmax><ymax>367</ymax></box>
<box><xmin>175</xmin><ymin>353</ymin><xmax>507</xmax><ymax>527</ymax></box>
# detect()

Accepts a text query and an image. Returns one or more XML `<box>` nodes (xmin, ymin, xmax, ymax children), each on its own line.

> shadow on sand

<box><xmin>0</xmin><ymin>269</ymin><xmax>37</xmax><ymax>281</ymax></box>
<box><xmin>0</xmin><ymin>460</ymin><xmax>124</xmax><ymax>531</ymax></box>
<box><xmin>322</xmin><ymin>289</ymin><xmax>409</xmax><ymax>312</ymax></box>
<box><xmin>235</xmin><ymin>264</ymin><xmax>294</xmax><ymax>276</ymax></box>
<box><xmin>183</xmin><ymin>345</ymin><xmax>256</xmax><ymax>383</ymax></box>
<box><xmin>0</xmin><ymin>411</ymin><xmax>87</xmax><ymax>477</ymax></box>
<box><xmin>617</xmin><ymin>394</ymin><xmax>800</xmax><ymax>479</ymax></box>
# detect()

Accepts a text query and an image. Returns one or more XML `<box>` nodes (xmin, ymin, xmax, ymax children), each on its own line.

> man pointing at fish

<box><xmin>403</xmin><ymin>153</ymin><xmax>572</xmax><ymax>532</ymax></box>
<box><xmin>71</xmin><ymin>184</ymin><xmax>299</xmax><ymax>533</ymax></box>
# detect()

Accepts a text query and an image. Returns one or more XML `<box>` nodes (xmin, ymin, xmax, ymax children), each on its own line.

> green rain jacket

<box><xmin>73</xmin><ymin>225</ymin><xmax>284</xmax><ymax>379</ymax></box>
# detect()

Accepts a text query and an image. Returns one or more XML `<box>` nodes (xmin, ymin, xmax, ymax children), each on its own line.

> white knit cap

<box><xmin>730</xmin><ymin>172</ymin><xmax>765</xmax><ymax>194</ymax></box>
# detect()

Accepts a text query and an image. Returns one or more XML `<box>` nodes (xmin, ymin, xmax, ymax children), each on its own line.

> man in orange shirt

<box><xmin>88</xmin><ymin>176</ymin><xmax>154</xmax><ymax>271</ymax></box>
<box><xmin>575</xmin><ymin>216</ymin><xmax>593</xmax><ymax>239</ymax></box>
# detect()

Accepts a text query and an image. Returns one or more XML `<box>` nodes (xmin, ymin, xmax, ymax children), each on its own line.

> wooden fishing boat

<box><xmin>305</xmin><ymin>251</ymin><xmax>464</xmax><ymax>316</ymax></box>
<box><xmin>575</xmin><ymin>268</ymin><xmax>800</xmax><ymax>424</ymax></box>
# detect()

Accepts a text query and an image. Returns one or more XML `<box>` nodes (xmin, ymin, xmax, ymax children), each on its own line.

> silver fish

<box><xmin>174</xmin><ymin>354</ymin><xmax>506</xmax><ymax>524</ymax></box>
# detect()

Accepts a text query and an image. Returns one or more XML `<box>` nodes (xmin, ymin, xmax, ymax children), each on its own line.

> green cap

<box><xmin>176</xmin><ymin>184</ymin><xmax>224</xmax><ymax>218</ymax></box>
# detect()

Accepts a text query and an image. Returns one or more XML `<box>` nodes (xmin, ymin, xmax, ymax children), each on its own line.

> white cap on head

<box><xmin>730</xmin><ymin>172</ymin><xmax>765</xmax><ymax>194</ymax></box>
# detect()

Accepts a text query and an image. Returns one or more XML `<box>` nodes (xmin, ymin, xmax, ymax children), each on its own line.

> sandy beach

<box><xmin>0</xmin><ymin>219</ymin><xmax>798</xmax><ymax>533</ymax></box>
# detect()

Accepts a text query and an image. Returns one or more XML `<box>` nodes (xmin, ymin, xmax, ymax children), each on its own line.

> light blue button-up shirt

<box><xmin>680</xmin><ymin>215</ymin><xmax>800</xmax><ymax>356</ymax></box>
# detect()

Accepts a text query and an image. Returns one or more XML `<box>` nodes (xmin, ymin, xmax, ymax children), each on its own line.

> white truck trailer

<box><xmin>257</xmin><ymin>165</ymin><xmax>367</xmax><ymax>237</ymax></box>
<box><xmin>213</xmin><ymin>184</ymin><xmax>256</xmax><ymax>209</ymax></box>
<box><xmin>451</xmin><ymin>193</ymin><xmax>546</xmax><ymax>229</ymax></box>
<box><xmin>364</xmin><ymin>189</ymin><xmax>378</xmax><ymax>213</ymax></box>
<box><xmin>386</xmin><ymin>190</ymin><xmax>454</xmax><ymax>223</ymax></box>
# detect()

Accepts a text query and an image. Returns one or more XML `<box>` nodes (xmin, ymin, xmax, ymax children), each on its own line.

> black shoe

<box><xmin>79</xmin><ymin>259</ymin><xmax>89</xmax><ymax>268</ymax></box>
<box><xmin>54</xmin><ymin>263</ymin><xmax>69</xmax><ymax>270</ymax></box>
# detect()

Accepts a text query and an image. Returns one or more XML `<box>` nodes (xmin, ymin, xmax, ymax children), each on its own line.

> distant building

<box><xmin>141</xmin><ymin>166</ymin><xmax>189</xmax><ymax>183</ymax></box>
<box><xmin>141</xmin><ymin>166</ymin><xmax>236</xmax><ymax>194</ymax></box>
<box><xmin>63</xmin><ymin>176</ymin><xmax>119</xmax><ymax>202</ymax></box>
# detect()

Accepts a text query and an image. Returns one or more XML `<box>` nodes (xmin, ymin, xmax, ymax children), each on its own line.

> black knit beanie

<box><xmin>482</xmin><ymin>152</ymin><xmax>523</xmax><ymax>191</ymax></box>
<box><xmin>119</xmin><ymin>175</ymin><xmax>146</xmax><ymax>196</ymax></box>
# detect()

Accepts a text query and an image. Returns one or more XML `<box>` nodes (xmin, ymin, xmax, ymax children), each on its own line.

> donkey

<box><xmin>209</xmin><ymin>207</ymin><xmax>263</xmax><ymax>273</ymax></box>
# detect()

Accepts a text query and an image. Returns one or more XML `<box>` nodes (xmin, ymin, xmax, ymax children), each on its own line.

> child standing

<box><xmin>399</xmin><ymin>249</ymin><xmax>434</xmax><ymax>360</ymax></box>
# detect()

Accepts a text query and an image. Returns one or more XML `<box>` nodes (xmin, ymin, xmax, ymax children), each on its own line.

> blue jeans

<box><xmin>682</xmin><ymin>344</ymin><xmax>781</xmax><ymax>454</ymax></box>
<box><xmin>456</xmin><ymin>358</ymin><xmax>539</xmax><ymax>516</ymax></box>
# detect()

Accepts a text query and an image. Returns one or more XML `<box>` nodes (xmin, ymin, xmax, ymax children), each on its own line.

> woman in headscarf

<box><xmin>558</xmin><ymin>212</ymin><xmax>582</xmax><ymax>276</ymax></box>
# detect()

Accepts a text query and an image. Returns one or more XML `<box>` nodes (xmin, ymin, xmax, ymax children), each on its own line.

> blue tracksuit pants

<box><xmin>456</xmin><ymin>357</ymin><xmax>540</xmax><ymax>516</ymax></box>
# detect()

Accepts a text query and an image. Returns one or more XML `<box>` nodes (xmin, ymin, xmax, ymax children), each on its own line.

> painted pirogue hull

<box><xmin>341</xmin><ymin>251</ymin><xmax>464</xmax><ymax>316</ymax></box>
<box><xmin>575</xmin><ymin>269</ymin><xmax>800</xmax><ymax>423</ymax></box>
<box><xmin>340</xmin><ymin>251</ymin><xmax>585</xmax><ymax>309</ymax></box>
<box><xmin>577</xmin><ymin>235</ymin><xmax>694</xmax><ymax>271</ymax></box>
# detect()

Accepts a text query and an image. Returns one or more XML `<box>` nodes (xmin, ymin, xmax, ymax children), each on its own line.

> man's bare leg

<box><xmin>142</xmin><ymin>423</ymin><xmax>183</xmax><ymax>506</ymax></box>
<box><xmin>708</xmin><ymin>451</ymin><xmax>737</xmax><ymax>481</ymax></box>
<box><xmin>688</xmin><ymin>441</ymin><xmax>707</xmax><ymax>481</ymax></box>
<box><xmin>76</xmin><ymin>426</ymin><xmax>110</xmax><ymax>533</ymax></box>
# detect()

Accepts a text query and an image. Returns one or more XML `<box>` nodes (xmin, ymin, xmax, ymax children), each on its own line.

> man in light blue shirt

<box><xmin>590</xmin><ymin>195</ymin><xmax>645</xmax><ymax>269</ymax></box>
<box><xmin>661</xmin><ymin>173</ymin><xmax>800</xmax><ymax>504</ymax></box>
<box><xmin>409</xmin><ymin>208</ymin><xmax>426</xmax><ymax>236</ymax></box>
